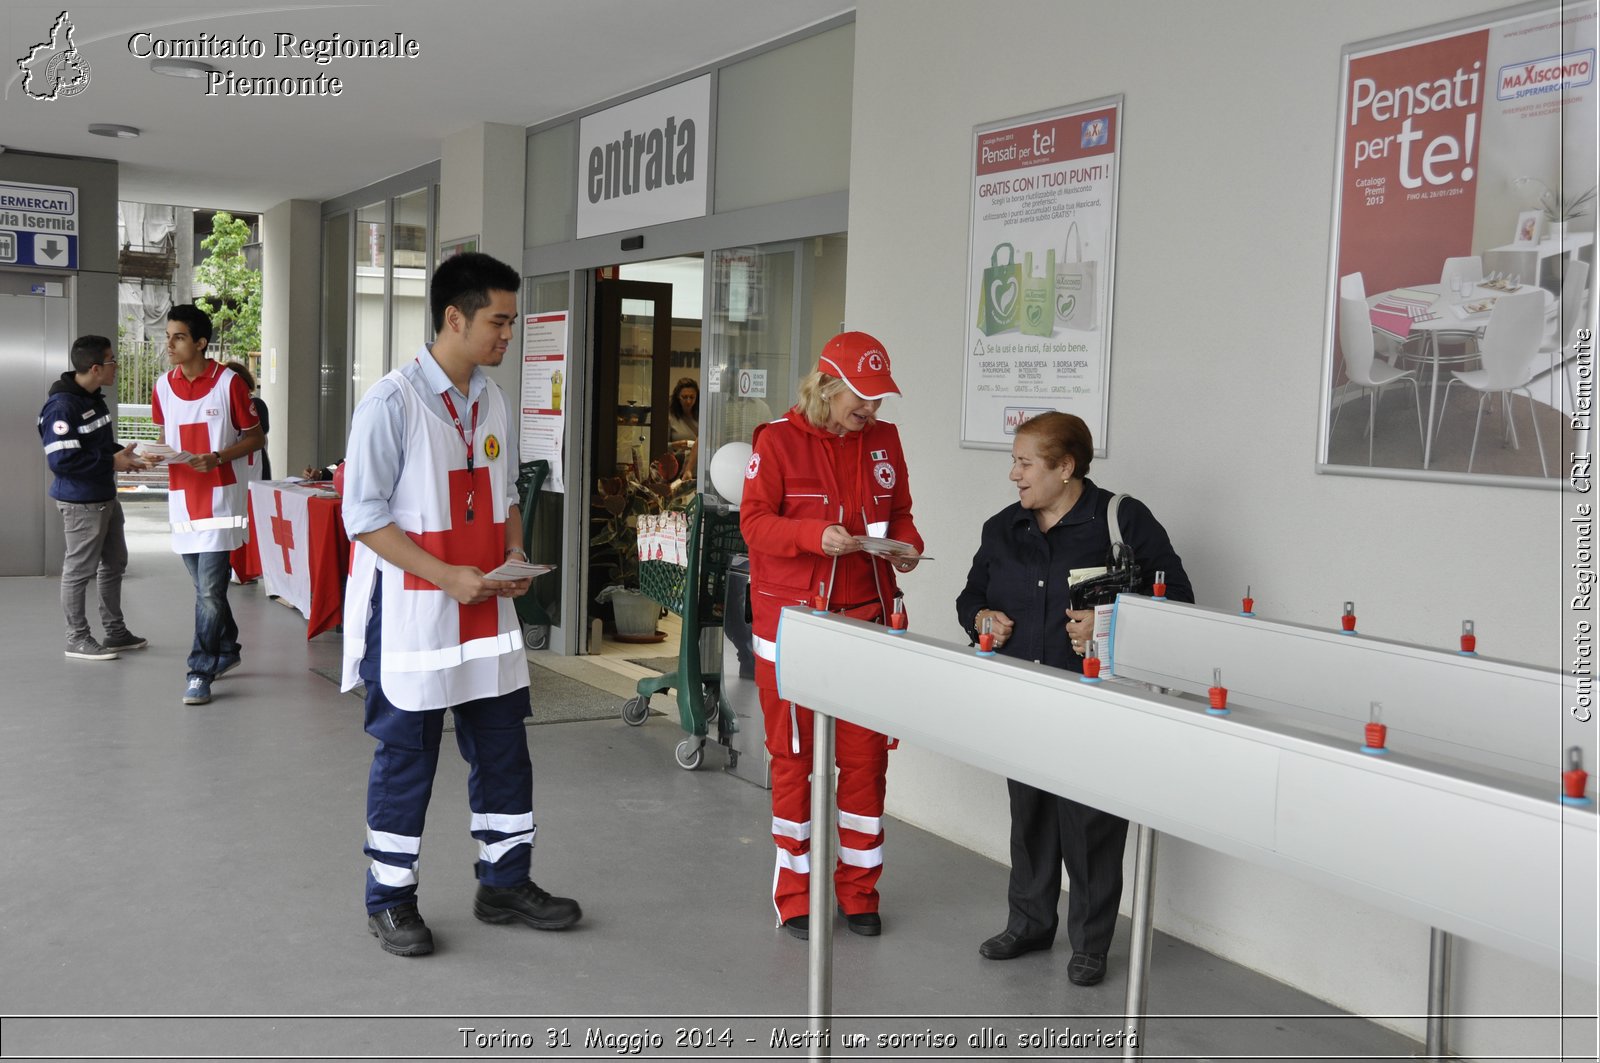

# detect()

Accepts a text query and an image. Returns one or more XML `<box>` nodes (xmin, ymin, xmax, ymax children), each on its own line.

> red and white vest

<box><xmin>156</xmin><ymin>364</ymin><xmax>251</xmax><ymax>554</ymax></box>
<box><xmin>340</xmin><ymin>368</ymin><xmax>527</xmax><ymax>712</ymax></box>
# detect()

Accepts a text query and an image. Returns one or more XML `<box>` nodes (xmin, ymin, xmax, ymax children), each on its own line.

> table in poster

<box><xmin>245</xmin><ymin>480</ymin><xmax>349</xmax><ymax>638</ymax></box>
<box><xmin>1367</xmin><ymin>283</ymin><xmax>1556</xmax><ymax>470</ymax></box>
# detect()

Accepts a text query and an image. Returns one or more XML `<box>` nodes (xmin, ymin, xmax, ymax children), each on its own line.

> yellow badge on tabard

<box><xmin>483</xmin><ymin>434</ymin><xmax>501</xmax><ymax>460</ymax></box>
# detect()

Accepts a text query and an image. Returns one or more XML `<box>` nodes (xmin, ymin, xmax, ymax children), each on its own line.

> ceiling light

<box><xmin>150</xmin><ymin>58</ymin><xmax>217</xmax><ymax>79</ymax></box>
<box><xmin>88</xmin><ymin>124</ymin><xmax>140</xmax><ymax>139</ymax></box>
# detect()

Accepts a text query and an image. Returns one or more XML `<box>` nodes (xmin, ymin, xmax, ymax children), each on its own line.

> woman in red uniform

<box><xmin>739</xmin><ymin>331</ymin><xmax>923</xmax><ymax>940</ymax></box>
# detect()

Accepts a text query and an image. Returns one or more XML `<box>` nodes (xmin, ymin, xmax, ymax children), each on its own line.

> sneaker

<box><xmin>781</xmin><ymin>915</ymin><xmax>810</xmax><ymax>941</ymax></box>
<box><xmin>473</xmin><ymin>881</ymin><xmax>582</xmax><ymax>930</ymax></box>
<box><xmin>215</xmin><ymin>656</ymin><xmax>241</xmax><ymax>678</ymax></box>
<box><xmin>65</xmin><ymin>637</ymin><xmax>119</xmax><ymax>661</ymax></box>
<box><xmin>102</xmin><ymin>631</ymin><xmax>148</xmax><ymax>652</ymax></box>
<box><xmin>368</xmin><ymin>902</ymin><xmax>434</xmax><ymax>957</ymax></box>
<box><xmin>182</xmin><ymin>675</ymin><xmax>212</xmax><ymax>705</ymax></box>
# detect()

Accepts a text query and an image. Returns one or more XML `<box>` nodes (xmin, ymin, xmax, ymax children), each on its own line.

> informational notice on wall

<box><xmin>520</xmin><ymin>311</ymin><xmax>567</xmax><ymax>493</ymax></box>
<box><xmin>961</xmin><ymin>96</ymin><xmax>1123</xmax><ymax>451</ymax></box>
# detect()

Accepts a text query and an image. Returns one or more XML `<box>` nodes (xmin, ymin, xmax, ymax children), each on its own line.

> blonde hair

<box><xmin>797</xmin><ymin>371</ymin><xmax>852</xmax><ymax>428</ymax></box>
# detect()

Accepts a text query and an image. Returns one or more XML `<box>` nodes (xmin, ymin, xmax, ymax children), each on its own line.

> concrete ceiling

<box><xmin>0</xmin><ymin>0</ymin><xmax>851</xmax><ymax>213</ymax></box>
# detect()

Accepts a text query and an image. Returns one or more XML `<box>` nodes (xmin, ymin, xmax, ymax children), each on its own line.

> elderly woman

<box><xmin>955</xmin><ymin>411</ymin><xmax>1192</xmax><ymax>986</ymax></box>
<box><xmin>740</xmin><ymin>331</ymin><xmax>923</xmax><ymax>941</ymax></box>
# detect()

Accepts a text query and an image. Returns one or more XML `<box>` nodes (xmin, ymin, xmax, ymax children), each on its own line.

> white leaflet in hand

<box><xmin>853</xmin><ymin>535</ymin><xmax>933</xmax><ymax>561</ymax></box>
<box><xmin>483</xmin><ymin>559</ymin><xmax>556</xmax><ymax>580</ymax></box>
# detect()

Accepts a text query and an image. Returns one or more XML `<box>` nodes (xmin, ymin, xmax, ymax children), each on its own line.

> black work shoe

<box><xmin>781</xmin><ymin>915</ymin><xmax>809</xmax><ymax>940</ymax></box>
<box><xmin>979</xmin><ymin>929</ymin><xmax>1054</xmax><ymax>960</ymax></box>
<box><xmin>1067</xmin><ymin>951</ymin><xmax>1108</xmax><ymax>985</ymax></box>
<box><xmin>368</xmin><ymin>902</ymin><xmax>434</xmax><ymax>956</ymax></box>
<box><xmin>837</xmin><ymin>906</ymin><xmax>882</xmax><ymax>937</ymax></box>
<box><xmin>474</xmin><ymin>881</ymin><xmax>581</xmax><ymax>930</ymax></box>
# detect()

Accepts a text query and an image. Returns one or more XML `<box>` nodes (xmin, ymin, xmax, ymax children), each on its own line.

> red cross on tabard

<box><xmin>405</xmin><ymin>467</ymin><xmax>504</xmax><ymax>644</ymax></box>
<box><xmin>270</xmin><ymin>491</ymin><xmax>296</xmax><ymax>573</ymax></box>
<box><xmin>166</xmin><ymin>423</ymin><xmax>235</xmax><ymax>521</ymax></box>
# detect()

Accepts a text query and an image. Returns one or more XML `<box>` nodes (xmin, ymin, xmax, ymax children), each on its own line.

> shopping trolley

<box><xmin>620</xmin><ymin>492</ymin><xmax>748</xmax><ymax>770</ymax></box>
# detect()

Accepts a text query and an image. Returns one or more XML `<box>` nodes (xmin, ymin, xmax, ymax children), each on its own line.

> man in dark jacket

<box><xmin>38</xmin><ymin>335</ymin><xmax>150</xmax><ymax>660</ymax></box>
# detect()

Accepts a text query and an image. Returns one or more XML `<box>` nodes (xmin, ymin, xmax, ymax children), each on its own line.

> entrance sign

<box><xmin>0</xmin><ymin>180</ymin><xmax>79</xmax><ymax>269</ymax></box>
<box><xmin>520</xmin><ymin>311</ymin><xmax>568</xmax><ymax>493</ymax></box>
<box><xmin>961</xmin><ymin>97</ymin><xmax>1123</xmax><ymax>451</ymax></box>
<box><xmin>577</xmin><ymin>75</ymin><xmax>711</xmax><ymax>239</ymax></box>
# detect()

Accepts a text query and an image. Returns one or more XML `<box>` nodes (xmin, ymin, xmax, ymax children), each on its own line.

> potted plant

<box><xmin>591</xmin><ymin>449</ymin><xmax>696</xmax><ymax>638</ymax></box>
<box><xmin>1537</xmin><ymin>182</ymin><xmax>1596</xmax><ymax>243</ymax></box>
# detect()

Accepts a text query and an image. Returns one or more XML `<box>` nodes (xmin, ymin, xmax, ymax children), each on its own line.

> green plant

<box><xmin>1540</xmin><ymin>184</ymin><xmax>1596</xmax><ymax>222</ymax></box>
<box><xmin>590</xmin><ymin>450</ymin><xmax>695</xmax><ymax>590</ymax></box>
<box><xmin>193</xmin><ymin>211</ymin><xmax>262</xmax><ymax>356</ymax></box>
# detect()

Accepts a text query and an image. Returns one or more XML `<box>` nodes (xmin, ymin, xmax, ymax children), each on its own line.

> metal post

<box><xmin>1424</xmin><ymin>928</ymin><xmax>1452</xmax><ymax>1060</ymax></box>
<box><xmin>1121</xmin><ymin>823</ymin><xmax>1159</xmax><ymax>1060</ymax></box>
<box><xmin>807</xmin><ymin>710</ymin><xmax>836</xmax><ymax>1062</ymax></box>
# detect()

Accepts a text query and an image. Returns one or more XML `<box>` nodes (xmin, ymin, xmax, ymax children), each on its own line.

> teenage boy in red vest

<box><xmin>151</xmin><ymin>305</ymin><xmax>263</xmax><ymax>706</ymax></box>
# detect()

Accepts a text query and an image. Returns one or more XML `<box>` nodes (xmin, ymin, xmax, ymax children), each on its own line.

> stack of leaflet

<box><xmin>1368</xmin><ymin>287</ymin><xmax>1437</xmax><ymax>342</ymax></box>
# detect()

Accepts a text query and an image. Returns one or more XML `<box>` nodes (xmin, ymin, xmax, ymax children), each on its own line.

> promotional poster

<box><xmin>1322</xmin><ymin>1</ymin><xmax>1597</xmax><ymax>482</ymax></box>
<box><xmin>962</xmin><ymin>97</ymin><xmax>1123</xmax><ymax>451</ymax></box>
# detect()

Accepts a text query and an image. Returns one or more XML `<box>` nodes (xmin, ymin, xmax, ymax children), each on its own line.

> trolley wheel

<box><xmin>701</xmin><ymin>683</ymin><xmax>721</xmax><ymax>726</ymax></box>
<box><xmin>675</xmin><ymin>738</ymin><xmax>704</xmax><ymax>771</ymax></box>
<box><xmin>621</xmin><ymin>695</ymin><xmax>650</xmax><ymax>727</ymax></box>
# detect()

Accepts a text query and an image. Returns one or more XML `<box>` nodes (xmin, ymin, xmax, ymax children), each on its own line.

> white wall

<box><xmin>848</xmin><ymin>1</ymin><xmax>1586</xmax><ymax>1056</ymax></box>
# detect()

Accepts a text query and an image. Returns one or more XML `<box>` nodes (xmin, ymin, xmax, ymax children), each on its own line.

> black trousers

<box><xmin>1004</xmin><ymin>778</ymin><xmax>1130</xmax><ymax>954</ymax></box>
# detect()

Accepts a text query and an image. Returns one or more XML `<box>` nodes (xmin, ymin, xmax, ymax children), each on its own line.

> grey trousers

<box><xmin>57</xmin><ymin>498</ymin><xmax>130</xmax><ymax>642</ymax></box>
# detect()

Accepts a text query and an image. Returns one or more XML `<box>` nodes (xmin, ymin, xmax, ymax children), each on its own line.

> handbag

<box><xmin>1020</xmin><ymin>249</ymin><xmax>1056</xmax><ymax>337</ymax></box>
<box><xmin>978</xmin><ymin>243</ymin><xmax>1021</xmax><ymax>336</ymax></box>
<box><xmin>1055</xmin><ymin>221</ymin><xmax>1097</xmax><ymax>331</ymax></box>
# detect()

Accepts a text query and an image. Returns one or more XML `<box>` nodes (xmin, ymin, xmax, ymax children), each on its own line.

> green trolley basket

<box><xmin>621</xmin><ymin>493</ymin><xmax>747</xmax><ymax>770</ymax></box>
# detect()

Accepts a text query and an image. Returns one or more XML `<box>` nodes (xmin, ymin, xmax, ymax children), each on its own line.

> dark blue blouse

<box><xmin>955</xmin><ymin>479</ymin><xmax>1194</xmax><ymax>673</ymax></box>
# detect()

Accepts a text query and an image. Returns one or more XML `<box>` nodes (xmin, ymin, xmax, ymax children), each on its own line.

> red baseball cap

<box><xmin>817</xmin><ymin>331</ymin><xmax>900</xmax><ymax>400</ymax></box>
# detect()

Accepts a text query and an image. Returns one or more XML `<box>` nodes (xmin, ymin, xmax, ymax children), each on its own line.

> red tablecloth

<box><xmin>244</xmin><ymin>481</ymin><xmax>349</xmax><ymax>638</ymax></box>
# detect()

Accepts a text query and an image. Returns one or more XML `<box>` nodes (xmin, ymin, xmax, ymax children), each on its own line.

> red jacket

<box><xmin>741</xmin><ymin>407</ymin><xmax>922</xmax><ymax>668</ymax></box>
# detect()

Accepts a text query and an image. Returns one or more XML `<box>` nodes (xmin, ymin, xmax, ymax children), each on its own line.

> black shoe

<box><xmin>368</xmin><ymin>902</ymin><xmax>434</xmax><ymax>956</ymax></box>
<box><xmin>979</xmin><ymin>929</ymin><xmax>1054</xmax><ymax>960</ymax></box>
<box><xmin>474</xmin><ymin>881</ymin><xmax>581</xmax><ymax>930</ymax></box>
<box><xmin>781</xmin><ymin>915</ymin><xmax>809</xmax><ymax>940</ymax></box>
<box><xmin>837</xmin><ymin>906</ymin><xmax>882</xmax><ymax>937</ymax></box>
<box><xmin>1067</xmin><ymin>951</ymin><xmax>1108</xmax><ymax>986</ymax></box>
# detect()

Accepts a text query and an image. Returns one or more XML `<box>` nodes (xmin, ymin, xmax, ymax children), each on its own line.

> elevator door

<box><xmin>0</xmin><ymin>276</ymin><xmax>73</xmax><ymax>576</ymax></box>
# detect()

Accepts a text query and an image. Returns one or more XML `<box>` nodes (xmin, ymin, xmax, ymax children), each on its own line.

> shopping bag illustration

<box><xmin>1021</xmin><ymin>249</ymin><xmax>1056</xmax><ymax>337</ymax></box>
<box><xmin>1055</xmin><ymin>222</ymin><xmax>1098</xmax><ymax>331</ymax></box>
<box><xmin>978</xmin><ymin>243</ymin><xmax>1021</xmax><ymax>336</ymax></box>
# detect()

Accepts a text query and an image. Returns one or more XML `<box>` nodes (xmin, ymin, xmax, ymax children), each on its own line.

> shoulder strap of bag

<box><xmin>1107</xmin><ymin>492</ymin><xmax>1131</xmax><ymax>563</ymax></box>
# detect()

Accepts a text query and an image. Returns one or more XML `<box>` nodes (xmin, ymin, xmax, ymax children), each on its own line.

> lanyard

<box><xmin>439</xmin><ymin>389</ymin><xmax>479</xmax><ymax>523</ymax></box>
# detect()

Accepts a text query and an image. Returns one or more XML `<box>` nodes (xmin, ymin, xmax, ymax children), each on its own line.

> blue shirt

<box><xmin>342</xmin><ymin>344</ymin><xmax>521</xmax><ymax>538</ymax></box>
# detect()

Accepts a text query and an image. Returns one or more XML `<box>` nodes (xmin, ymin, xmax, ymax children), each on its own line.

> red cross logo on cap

<box><xmin>866</xmin><ymin>352</ymin><xmax>885</xmax><ymax>372</ymax></box>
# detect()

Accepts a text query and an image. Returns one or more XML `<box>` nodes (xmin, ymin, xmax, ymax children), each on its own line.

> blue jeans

<box><xmin>181</xmin><ymin>551</ymin><xmax>240</xmax><ymax>678</ymax></box>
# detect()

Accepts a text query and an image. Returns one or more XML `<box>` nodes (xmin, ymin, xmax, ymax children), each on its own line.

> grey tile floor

<box><xmin>0</xmin><ymin>499</ymin><xmax>1422</xmax><ymax>1060</ymax></box>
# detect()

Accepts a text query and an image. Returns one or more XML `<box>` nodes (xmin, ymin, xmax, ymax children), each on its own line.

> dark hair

<box><xmin>167</xmin><ymin>304</ymin><xmax>213</xmax><ymax>346</ymax></box>
<box><xmin>430</xmin><ymin>252</ymin><xmax>521</xmax><ymax>332</ymax></box>
<box><xmin>669</xmin><ymin>377</ymin><xmax>699</xmax><ymax>423</ymax></box>
<box><xmin>69</xmin><ymin>335</ymin><xmax>113</xmax><ymax>373</ymax></box>
<box><xmin>224</xmin><ymin>360</ymin><xmax>256</xmax><ymax>391</ymax></box>
<box><xmin>1015</xmin><ymin>411</ymin><xmax>1093</xmax><ymax>480</ymax></box>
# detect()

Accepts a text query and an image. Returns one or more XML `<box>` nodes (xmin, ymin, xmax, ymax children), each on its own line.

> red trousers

<box><xmin>758</xmin><ymin>682</ymin><xmax>888</xmax><ymax>923</ymax></box>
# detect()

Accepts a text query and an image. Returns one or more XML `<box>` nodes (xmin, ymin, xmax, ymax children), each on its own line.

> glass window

<box><xmin>702</xmin><ymin>233</ymin><xmax>847</xmax><ymax>508</ymax></box>
<box><xmin>391</xmin><ymin>188</ymin><xmax>429</xmax><ymax>361</ymax></box>
<box><xmin>525</xmin><ymin>122</ymin><xmax>577</xmax><ymax>247</ymax></box>
<box><xmin>319</xmin><ymin>212</ymin><xmax>350</xmax><ymax>463</ymax></box>
<box><xmin>352</xmin><ymin>201</ymin><xmax>387</xmax><ymax>404</ymax></box>
<box><xmin>715</xmin><ymin>24</ymin><xmax>853</xmax><ymax>213</ymax></box>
